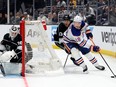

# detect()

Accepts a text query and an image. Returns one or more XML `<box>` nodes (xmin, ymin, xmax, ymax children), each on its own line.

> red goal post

<box><xmin>20</xmin><ymin>20</ymin><xmax>25</xmax><ymax>76</ymax></box>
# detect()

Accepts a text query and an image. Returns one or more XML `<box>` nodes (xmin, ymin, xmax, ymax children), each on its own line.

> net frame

<box><xmin>20</xmin><ymin>20</ymin><xmax>62</xmax><ymax>76</ymax></box>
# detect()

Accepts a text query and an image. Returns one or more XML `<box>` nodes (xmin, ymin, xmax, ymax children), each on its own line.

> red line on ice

<box><xmin>23</xmin><ymin>77</ymin><xmax>29</xmax><ymax>87</ymax></box>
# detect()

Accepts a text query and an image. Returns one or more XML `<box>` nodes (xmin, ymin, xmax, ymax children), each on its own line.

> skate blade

<box><xmin>83</xmin><ymin>70</ymin><xmax>89</xmax><ymax>74</ymax></box>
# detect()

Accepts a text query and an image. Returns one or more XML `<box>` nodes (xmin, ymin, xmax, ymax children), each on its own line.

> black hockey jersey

<box><xmin>54</xmin><ymin>21</ymin><xmax>73</xmax><ymax>42</ymax></box>
<box><xmin>1</xmin><ymin>33</ymin><xmax>22</xmax><ymax>51</ymax></box>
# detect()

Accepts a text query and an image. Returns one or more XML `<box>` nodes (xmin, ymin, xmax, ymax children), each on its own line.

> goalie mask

<box><xmin>9</xmin><ymin>26</ymin><xmax>19</xmax><ymax>38</ymax></box>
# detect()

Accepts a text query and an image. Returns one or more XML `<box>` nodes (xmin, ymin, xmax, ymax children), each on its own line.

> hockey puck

<box><xmin>111</xmin><ymin>75</ymin><xmax>116</xmax><ymax>78</ymax></box>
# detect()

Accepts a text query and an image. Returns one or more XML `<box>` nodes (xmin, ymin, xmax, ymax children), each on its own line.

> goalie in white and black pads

<box><xmin>0</xmin><ymin>26</ymin><xmax>32</xmax><ymax>75</ymax></box>
<box><xmin>63</xmin><ymin>15</ymin><xmax>105</xmax><ymax>73</ymax></box>
<box><xmin>0</xmin><ymin>26</ymin><xmax>23</xmax><ymax>76</ymax></box>
<box><xmin>1</xmin><ymin>26</ymin><xmax>22</xmax><ymax>62</ymax></box>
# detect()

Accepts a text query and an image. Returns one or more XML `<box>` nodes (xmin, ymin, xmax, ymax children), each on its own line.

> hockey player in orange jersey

<box><xmin>63</xmin><ymin>15</ymin><xmax>105</xmax><ymax>73</ymax></box>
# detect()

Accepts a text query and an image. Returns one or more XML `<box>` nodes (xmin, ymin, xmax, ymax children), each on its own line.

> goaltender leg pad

<box><xmin>1</xmin><ymin>62</ymin><xmax>22</xmax><ymax>76</ymax></box>
<box><xmin>25</xmin><ymin>42</ymin><xmax>33</xmax><ymax>63</ymax></box>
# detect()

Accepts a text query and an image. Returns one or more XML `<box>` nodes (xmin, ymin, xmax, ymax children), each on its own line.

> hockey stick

<box><xmin>90</xmin><ymin>38</ymin><xmax>116</xmax><ymax>78</ymax></box>
<box><xmin>0</xmin><ymin>62</ymin><xmax>5</xmax><ymax>76</ymax></box>
<box><xmin>63</xmin><ymin>54</ymin><xmax>69</xmax><ymax>68</ymax></box>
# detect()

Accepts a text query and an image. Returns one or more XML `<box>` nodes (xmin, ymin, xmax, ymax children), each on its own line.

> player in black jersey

<box><xmin>0</xmin><ymin>26</ymin><xmax>22</xmax><ymax>63</ymax></box>
<box><xmin>54</xmin><ymin>14</ymin><xmax>72</xmax><ymax>50</ymax></box>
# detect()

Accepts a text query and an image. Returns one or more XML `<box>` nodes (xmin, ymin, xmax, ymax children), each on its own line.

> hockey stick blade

<box><xmin>0</xmin><ymin>64</ymin><xmax>6</xmax><ymax>76</ymax></box>
<box><xmin>111</xmin><ymin>75</ymin><xmax>116</xmax><ymax>78</ymax></box>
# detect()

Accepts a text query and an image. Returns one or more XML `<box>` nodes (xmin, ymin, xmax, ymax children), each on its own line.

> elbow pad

<box><xmin>86</xmin><ymin>33</ymin><xmax>93</xmax><ymax>39</ymax></box>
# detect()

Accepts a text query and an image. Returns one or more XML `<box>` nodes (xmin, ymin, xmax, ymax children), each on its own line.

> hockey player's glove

<box><xmin>86</xmin><ymin>30</ymin><xmax>93</xmax><ymax>39</ymax></box>
<box><xmin>90</xmin><ymin>45</ymin><xmax>100</xmax><ymax>52</ymax></box>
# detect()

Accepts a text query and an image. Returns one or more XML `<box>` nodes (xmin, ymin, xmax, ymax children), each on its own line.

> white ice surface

<box><xmin>0</xmin><ymin>49</ymin><xmax>116</xmax><ymax>87</ymax></box>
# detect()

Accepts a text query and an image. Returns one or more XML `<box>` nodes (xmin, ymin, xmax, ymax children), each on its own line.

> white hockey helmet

<box><xmin>73</xmin><ymin>15</ymin><xmax>83</xmax><ymax>23</ymax></box>
<box><xmin>9</xmin><ymin>26</ymin><xmax>19</xmax><ymax>38</ymax></box>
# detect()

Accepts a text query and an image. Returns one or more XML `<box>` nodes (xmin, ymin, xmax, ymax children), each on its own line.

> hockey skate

<box><xmin>71</xmin><ymin>57</ymin><xmax>88</xmax><ymax>73</ymax></box>
<box><xmin>0</xmin><ymin>63</ymin><xmax>5</xmax><ymax>76</ymax></box>
<box><xmin>95</xmin><ymin>65</ymin><xmax>105</xmax><ymax>71</ymax></box>
<box><xmin>83</xmin><ymin>65</ymin><xmax>88</xmax><ymax>74</ymax></box>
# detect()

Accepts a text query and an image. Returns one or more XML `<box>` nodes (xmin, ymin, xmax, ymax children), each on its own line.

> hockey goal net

<box><xmin>20</xmin><ymin>20</ymin><xmax>62</xmax><ymax>76</ymax></box>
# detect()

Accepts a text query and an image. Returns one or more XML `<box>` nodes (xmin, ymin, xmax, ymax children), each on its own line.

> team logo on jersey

<box><xmin>76</xmin><ymin>37</ymin><xmax>81</xmax><ymax>42</ymax></box>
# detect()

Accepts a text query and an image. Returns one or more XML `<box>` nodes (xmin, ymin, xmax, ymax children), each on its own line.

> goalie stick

<box><xmin>90</xmin><ymin>38</ymin><xmax>116</xmax><ymax>78</ymax></box>
<box><xmin>0</xmin><ymin>63</ymin><xmax>5</xmax><ymax>76</ymax></box>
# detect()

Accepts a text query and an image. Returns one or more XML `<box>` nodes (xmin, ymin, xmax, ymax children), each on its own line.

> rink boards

<box><xmin>0</xmin><ymin>25</ymin><xmax>115</xmax><ymax>58</ymax></box>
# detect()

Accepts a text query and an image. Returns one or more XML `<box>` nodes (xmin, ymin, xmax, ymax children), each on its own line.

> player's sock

<box><xmin>70</xmin><ymin>57</ymin><xmax>79</xmax><ymax>66</ymax></box>
<box><xmin>85</xmin><ymin>52</ymin><xmax>105</xmax><ymax>71</ymax></box>
<box><xmin>70</xmin><ymin>57</ymin><xmax>85</xmax><ymax>66</ymax></box>
<box><xmin>89</xmin><ymin>57</ymin><xmax>105</xmax><ymax>70</ymax></box>
<box><xmin>70</xmin><ymin>57</ymin><xmax>88</xmax><ymax>73</ymax></box>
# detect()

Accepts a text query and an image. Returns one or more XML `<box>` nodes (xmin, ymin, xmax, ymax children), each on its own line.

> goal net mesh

<box><xmin>20</xmin><ymin>20</ymin><xmax>62</xmax><ymax>76</ymax></box>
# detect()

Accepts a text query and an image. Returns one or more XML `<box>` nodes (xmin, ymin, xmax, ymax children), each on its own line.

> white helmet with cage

<box><xmin>9</xmin><ymin>26</ymin><xmax>19</xmax><ymax>38</ymax></box>
<box><xmin>73</xmin><ymin>15</ymin><xmax>83</xmax><ymax>23</ymax></box>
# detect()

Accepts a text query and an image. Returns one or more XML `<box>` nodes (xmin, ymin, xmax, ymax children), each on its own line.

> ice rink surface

<box><xmin>0</xmin><ymin>49</ymin><xmax>116</xmax><ymax>87</ymax></box>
